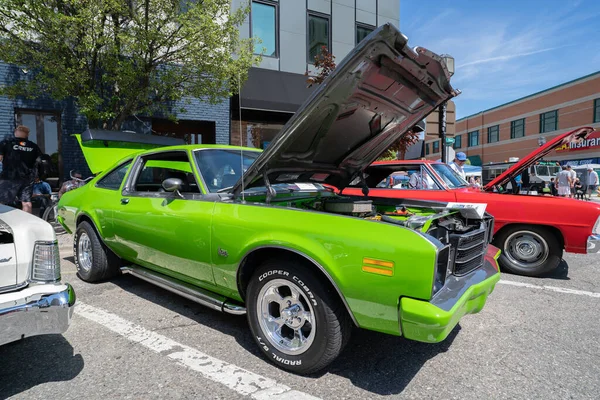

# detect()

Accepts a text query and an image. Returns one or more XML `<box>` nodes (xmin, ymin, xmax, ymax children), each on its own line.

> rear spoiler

<box><xmin>80</xmin><ymin>128</ymin><xmax>185</xmax><ymax>146</ymax></box>
<box><xmin>75</xmin><ymin>129</ymin><xmax>186</xmax><ymax>175</ymax></box>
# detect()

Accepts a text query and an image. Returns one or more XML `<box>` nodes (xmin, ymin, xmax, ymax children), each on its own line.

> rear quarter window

<box><xmin>96</xmin><ymin>160</ymin><xmax>132</xmax><ymax>190</ymax></box>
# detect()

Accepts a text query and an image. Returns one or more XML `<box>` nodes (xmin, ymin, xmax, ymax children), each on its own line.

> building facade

<box><xmin>424</xmin><ymin>71</ymin><xmax>600</xmax><ymax>166</ymax></box>
<box><xmin>231</xmin><ymin>0</ymin><xmax>400</xmax><ymax>148</ymax></box>
<box><xmin>0</xmin><ymin>61</ymin><xmax>230</xmax><ymax>186</ymax></box>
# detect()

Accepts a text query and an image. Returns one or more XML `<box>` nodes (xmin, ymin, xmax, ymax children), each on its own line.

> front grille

<box><xmin>452</xmin><ymin>225</ymin><xmax>488</xmax><ymax>276</ymax></box>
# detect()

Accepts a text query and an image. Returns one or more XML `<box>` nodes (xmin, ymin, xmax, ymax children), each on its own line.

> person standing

<box><xmin>555</xmin><ymin>165</ymin><xmax>572</xmax><ymax>198</ymax></box>
<box><xmin>449</xmin><ymin>152</ymin><xmax>467</xmax><ymax>180</ymax></box>
<box><xmin>566</xmin><ymin>165</ymin><xmax>577</xmax><ymax>198</ymax></box>
<box><xmin>587</xmin><ymin>167</ymin><xmax>598</xmax><ymax>200</ymax></box>
<box><xmin>0</xmin><ymin>125</ymin><xmax>42</xmax><ymax>214</ymax></box>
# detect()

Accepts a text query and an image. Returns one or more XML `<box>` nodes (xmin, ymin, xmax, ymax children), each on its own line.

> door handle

<box><xmin>121</xmin><ymin>198</ymin><xmax>130</xmax><ymax>205</ymax></box>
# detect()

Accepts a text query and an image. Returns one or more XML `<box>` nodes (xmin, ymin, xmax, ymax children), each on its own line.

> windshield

<box><xmin>194</xmin><ymin>149</ymin><xmax>260</xmax><ymax>193</ymax></box>
<box><xmin>430</xmin><ymin>163</ymin><xmax>469</xmax><ymax>188</ymax></box>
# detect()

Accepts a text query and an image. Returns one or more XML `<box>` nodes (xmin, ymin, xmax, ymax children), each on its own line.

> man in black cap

<box><xmin>0</xmin><ymin>125</ymin><xmax>42</xmax><ymax>214</ymax></box>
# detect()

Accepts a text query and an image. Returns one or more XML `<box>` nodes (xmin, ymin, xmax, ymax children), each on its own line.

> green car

<box><xmin>58</xmin><ymin>24</ymin><xmax>501</xmax><ymax>374</ymax></box>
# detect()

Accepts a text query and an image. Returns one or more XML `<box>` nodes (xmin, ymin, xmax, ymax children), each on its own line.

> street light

<box><xmin>538</xmin><ymin>136</ymin><xmax>547</xmax><ymax>147</ymax></box>
<box><xmin>441</xmin><ymin>54</ymin><xmax>455</xmax><ymax>76</ymax></box>
<box><xmin>439</xmin><ymin>54</ymin><xmax>455</xmax><ymax>163</ymax></box>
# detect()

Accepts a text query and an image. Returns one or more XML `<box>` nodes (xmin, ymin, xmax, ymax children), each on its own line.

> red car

<box><xmin>343</xmin><ymin>127</ymin><xmax>600</xmax><ymax>277</ymax></box>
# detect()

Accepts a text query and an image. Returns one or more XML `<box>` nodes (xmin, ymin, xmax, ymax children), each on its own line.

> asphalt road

<box><xmin>2</xmin><ymin>234</ymin><xmax>599</xmax><ymax>400</ymax></box>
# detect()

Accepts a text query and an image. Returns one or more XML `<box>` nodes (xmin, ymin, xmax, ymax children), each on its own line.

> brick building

<box><xmin>424</xmin><ymin>71</ymin><xmax>600</xmax><ymax>166</ymax></box>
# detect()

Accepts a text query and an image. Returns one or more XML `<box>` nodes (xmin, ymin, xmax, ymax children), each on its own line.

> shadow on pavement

<box><xmin>501</xmin><ymin>259</ymin><xmax>570</xmax><ymax>280</ymax></box>
<box><xmin>0</xmin><ymin>335</ymin><xmax>84</xmax><ymax>398</ymax></box>
<box><xmin>112</xmin><ymin>274</ymin><xmax>459</xmax><ymax>395</ymax></box>
<box><xmin>320</xmin><ymin>326</ymin><xmax>459</xmax><ymax>394</ymax></box>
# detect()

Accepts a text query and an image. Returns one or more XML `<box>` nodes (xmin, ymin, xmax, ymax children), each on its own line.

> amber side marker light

<box><xmin>362</xmin><ymin>258</ymin><xmax>394</xmax><ymax>276</ymax></box>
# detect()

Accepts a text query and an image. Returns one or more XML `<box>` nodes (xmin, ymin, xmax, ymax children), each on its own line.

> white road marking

<box><xmin>75</xmin><ymin>302</ymin><xmax>321</xmax><ymax>400</ymax></box>
<box><xmin>499</xmin><ymin>280</ymin><xmax>600</xmax><ymax>298</ymax></box>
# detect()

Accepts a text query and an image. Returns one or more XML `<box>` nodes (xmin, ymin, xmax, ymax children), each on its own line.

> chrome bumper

<box><xmin>0</xmin><ymin>283</ymin><xmax>76</xmax><ymax>346</ymax></box>
<box><xmin>587</xmin><ymin>234</ymin><xmax>600</xmax><ymax>254</ymax></box>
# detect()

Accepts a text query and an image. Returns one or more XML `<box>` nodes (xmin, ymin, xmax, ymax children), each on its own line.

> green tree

<box><xmin>0</xmin><ymin>0</ymin><xmax>260</xmax><ymax>130</ymax></box>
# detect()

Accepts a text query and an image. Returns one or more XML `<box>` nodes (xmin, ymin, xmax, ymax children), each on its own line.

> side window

<box><xmin>96</xmin><ymin>161</ymin><xmax>132</xmax><ymax>190</ymax></box>
<box><xmin>381</xmin><ymin>166</ymin><xmax>441</xmax><ymax>190</ymax></box>
<box><xmin>132</xmin><ymin>152</ymin><xmax>200</xmax><ymax>194</ymax></box>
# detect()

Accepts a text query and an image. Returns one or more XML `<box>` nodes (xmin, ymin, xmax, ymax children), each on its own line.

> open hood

<box><xmin>232</xmin><ymin>23</ymin><xmax>458</xmax><ymax>196</ymax></box>
<box><xmin>483</xmin><ymin>126</ymin><xmax>595</xmax><ymax>191</ymax></box>
<box><xmin>75</xmin><ymin>129</ymin><xmax>185</xmax><ymax>174</ymax></box>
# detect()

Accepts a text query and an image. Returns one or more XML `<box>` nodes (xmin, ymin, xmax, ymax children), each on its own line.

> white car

<box><xmin>1</xmin><ymin>204</ymin><xmax>75</xmax><ymax>346</ymax></box>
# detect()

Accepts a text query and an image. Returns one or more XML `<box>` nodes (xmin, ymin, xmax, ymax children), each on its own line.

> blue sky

<box><xmin>400</xmin><ymin>0</ymin><xmax>600</xmax><ymax>119</ymax></box>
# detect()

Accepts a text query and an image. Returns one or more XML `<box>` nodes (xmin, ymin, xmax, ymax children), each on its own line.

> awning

<box><xmin>239</xmin><ymin>67</ymin><xmax>317</xmax><ymax>113</ymax></box>
<box><xmin>467</xmin><ymin>155</ymin><xmax>482</xmax><ymax>166</ymax></box>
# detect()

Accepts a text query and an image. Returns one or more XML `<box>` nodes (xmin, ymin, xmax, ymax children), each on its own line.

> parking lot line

<box><xmin>499</xmin><ymin>280</ymin><xmax>600</xmax><ymax>298</ymax></box>
<box><xmin>75</xmin><ymin>302</ymin><xmax>321</xmax><ymax>400</ymax></box>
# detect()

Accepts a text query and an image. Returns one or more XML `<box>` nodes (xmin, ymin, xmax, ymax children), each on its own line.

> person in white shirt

<box><xmin>449</xmin><ymin>152</ymin><xmax>467</xmax><ymax>180</ymax></box>
<box><xmin>566</xmin><ymin>165</ymin><xmax>577</xmax><ymax>198</ymax></box>
<box><xmin>587</xmin><ymin>167</ymin><xmax>598</xmax><ymax>200</ymax></box>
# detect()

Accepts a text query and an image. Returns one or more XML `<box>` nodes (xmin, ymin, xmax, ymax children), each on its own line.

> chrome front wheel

<box><xmin>77</xmin><ymin>232</ymin><xmax>93</xmax><ymax>273</ymax></box>
<box><xmin>256</xmin><ymin>279</ymin><xmax>316</xmax><ymax>356</ymax></box>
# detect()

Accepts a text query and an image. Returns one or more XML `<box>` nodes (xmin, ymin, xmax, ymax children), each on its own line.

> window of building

<box><xmin>307</xmin><ymin>12</ymin><xmax>330</xmax><ymax>63</ymax></box>
<box><xmin>540</xmin><ymin>110</ymin><xmax>558</xmax><ymax>133</ymax></box>
<box><xmin>511</xmin><ymin>118</ymin><xmax>525</xmax><ymax>138</ymax></box>
<box><xmin>453</xmin><ymin>135</ymin><xmax>462</xmax><ymax>149</ymax></box>
<box><xmin>468</xmin><ymin>131</ymin><xmax>479</xmax><ymax>147</ymax></box>
<box><xmin>356</xmin><ymin>23</ymin><xmax>374</xmax><ymax>44</ymax></box>
<box><xmin>251</xmin><ymin>0</ymin><xmax>278</xmax><ymax>57</ymax></box>
<box><xmin>487</xmin><ymin>125</ymin><xmax>499</xmax><ymax>143</ymax></box>
<box><xmin>425</xmin><ymin>143</ymin><xmax>430</xmax><ymax>155</ymax></box>
<box><xmin>594</xmin><ymin>99</ymin><xmax>600</xmax><ymax>123</ymax></box>
<box><xmin>432</xmin><ymin>140</ymin><xmax>440</xmax><ymax>153</ymax></box>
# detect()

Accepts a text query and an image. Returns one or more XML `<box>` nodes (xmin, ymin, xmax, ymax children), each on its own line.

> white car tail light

<box><xmin>32</xmin><ymin>241</ymin><xmax>61</xmax><ymax>282</ymax></box>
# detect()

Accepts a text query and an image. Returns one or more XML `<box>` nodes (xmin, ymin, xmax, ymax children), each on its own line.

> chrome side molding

<box><xmin>120</xmin><ymin>266</ymin><xmax>246</xmax><ymax>315</ymax></box>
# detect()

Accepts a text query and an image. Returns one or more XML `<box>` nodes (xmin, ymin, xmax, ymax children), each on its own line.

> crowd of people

<box><xmin>551</xmin><ymin>164</ymin><xmax>598</xmax><ymax>200</ymax></box>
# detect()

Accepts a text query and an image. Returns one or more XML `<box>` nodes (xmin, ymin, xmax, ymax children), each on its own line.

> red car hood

<box><xmin>484</xmin><ymin>126</ymin><xmax>595</xmax><ymax>191</ymax></box>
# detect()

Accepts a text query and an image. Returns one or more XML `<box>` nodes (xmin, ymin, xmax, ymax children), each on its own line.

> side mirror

<box><xmin>162</xmin><ymin>178</ymin><xmax>183</xmax><ymax>193</ymax></box>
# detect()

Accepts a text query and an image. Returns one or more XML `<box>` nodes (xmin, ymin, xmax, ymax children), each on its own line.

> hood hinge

<box><xmin>264</xmin><ymin>172</ymin><xmax>277</xmax><ymax>204</ymax></box>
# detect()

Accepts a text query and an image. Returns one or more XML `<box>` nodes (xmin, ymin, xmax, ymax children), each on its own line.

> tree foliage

<box><xmin>306</xmin><ymin>45</ymin><xmax>421</xmax><ymax>160</ymax></box>
<box><xmin>0</xmin><ymin>0</ymin><xmax>260</xmax><ymax>129</ymax></box>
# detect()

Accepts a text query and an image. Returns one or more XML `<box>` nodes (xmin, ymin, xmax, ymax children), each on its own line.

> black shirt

<box><xmin>0</xmin><ymin>136</ymin><xmax>42</xmax><ymax>180</ymax></box>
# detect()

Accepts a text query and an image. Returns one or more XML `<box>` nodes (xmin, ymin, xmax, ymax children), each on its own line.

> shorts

<box><xmin>557</xmin><ymin>186</ymin><xmax>571</xmax><ymax>196</ymax></box>
<box><xmin>588</xmin><ymin>185</ymin><xmax>597</xmax><ymax>193</ymax></box>
<box><xmin>0</xmin><ymin>179</ymin><xmax>33</xmax><ymax>204</ymax></box>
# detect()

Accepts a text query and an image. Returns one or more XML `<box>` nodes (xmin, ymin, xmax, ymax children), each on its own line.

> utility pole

<box><xmin>439</xmin><ymin>101</ymin><xmax>447</xmax><ymax>163</ymax></box>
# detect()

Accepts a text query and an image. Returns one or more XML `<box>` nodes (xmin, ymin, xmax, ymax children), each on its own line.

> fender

<box><xmin>238</xmin><ymin>244</ymin><xmax>360</xmax><ymax>327</ymax></box>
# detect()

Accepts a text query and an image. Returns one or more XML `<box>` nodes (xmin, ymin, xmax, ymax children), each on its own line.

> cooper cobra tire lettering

<box><xmin>292</xmin><ymin>275</ymin><xmax>318</xmax><ymax>306</ymax></box>
<box><xmin>258</xmin><ymin>270</ymin><xmax>289</xmax><ymax>281</ymax></box>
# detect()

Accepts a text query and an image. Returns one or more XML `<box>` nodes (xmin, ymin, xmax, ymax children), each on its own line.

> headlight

<box><xmin>594</xmin><ymin>216</ymin><xmax>600</xmax><ymax>235</ymax></box>
<box><xmin>31</xmin><ymin>241</ymin><xmax>61</xmax><ymax>282</ymax></box>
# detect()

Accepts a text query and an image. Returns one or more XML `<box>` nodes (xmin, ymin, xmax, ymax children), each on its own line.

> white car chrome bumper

<box><xmin>0</xmin><ymin>283</ymin><xmax>75</xmax><ymax>346</ymax></box>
